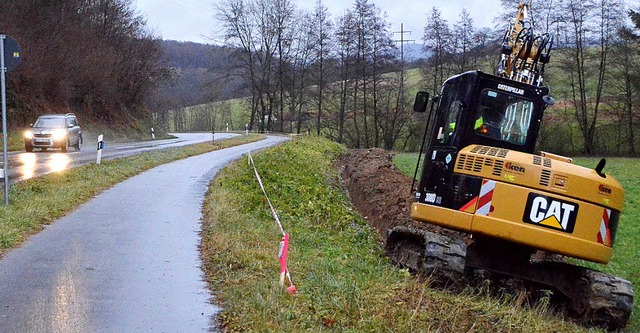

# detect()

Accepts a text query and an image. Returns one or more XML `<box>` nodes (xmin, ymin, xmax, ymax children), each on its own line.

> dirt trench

<box><xmin>335</xmin><ymin>148</ymin><xmax>449</xmax><ymax>241</ymax></box>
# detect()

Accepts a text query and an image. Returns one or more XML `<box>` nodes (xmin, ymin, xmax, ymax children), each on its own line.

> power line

<box><xmin>393</xmin><ymin>23</ymin><xmax>415</xmax><ymax>111</ymax></box>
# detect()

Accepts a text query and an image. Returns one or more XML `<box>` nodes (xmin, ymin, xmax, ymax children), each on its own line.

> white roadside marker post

<box><xmin>96</xmin><ymin>134</ymin><xmax>104</xmax><ymax>165</ymax></box>
<box><xmin>151</xmin><ymin>127</ymin><xmax>155</xmax><ymax>140</ymax></box>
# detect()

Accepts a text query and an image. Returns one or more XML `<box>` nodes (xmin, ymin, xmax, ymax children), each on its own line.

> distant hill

<box><xmin>155</xmin><ymin>40</ymin><xmax>427</xmax><ymax>111</ymax></box>
<box><xmin>152</xmin><ymin>38</ymin><xmax>498</xmax><ymax>115</ymax></box>
<box><xmin>400</xmin><ymin>43</ymin><xmax>429</xmax><ymax>61</ymax></box>
<box><xmin>161</xmin><ymin>40</ymin><xmax>235</xmax><ymax>70</ymax></box>
<box><xmin>152</xmin><ymin>40</ymin><xmax>246</xmax><ymax>114</ymax></box>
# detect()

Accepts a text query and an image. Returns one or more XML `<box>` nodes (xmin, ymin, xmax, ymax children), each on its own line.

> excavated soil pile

<box><xmin>336</xmin><ymin>148</ymin><xmax>455</xmax><ymax>241</ymax></box>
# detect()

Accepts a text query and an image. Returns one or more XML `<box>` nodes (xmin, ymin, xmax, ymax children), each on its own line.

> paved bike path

<box><xmin>0</xmin><ymin>136</ymin><xmax>288</xmax><ymax>332</ymax></box>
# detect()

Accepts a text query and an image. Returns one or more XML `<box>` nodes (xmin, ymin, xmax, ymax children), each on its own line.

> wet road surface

<box><xmin>0</xmin><ymin>135</ymin><xmax>288</xmax><ymax>332</ymax></box>
<box><xmin>4</xmin><ymin>132</ymin><xmax>237</xmax><ymax>183</ymax></box>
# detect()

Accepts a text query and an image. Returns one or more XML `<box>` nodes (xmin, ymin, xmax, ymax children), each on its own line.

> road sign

<box><xmin>2</xmin><ymin>35</ymin><xmax>21</xmax><ymax>73</ymax></box>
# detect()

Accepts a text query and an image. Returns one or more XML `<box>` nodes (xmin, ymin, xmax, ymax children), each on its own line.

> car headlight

<box><xmin>52</xmin><ymin>129</ymin><xmax>67</xmax><ymax>140</ymax></box>
<box><xmin>24</xmin><ymin>130</ymin><xmax>34</xmax><ymax>139</ymax></box>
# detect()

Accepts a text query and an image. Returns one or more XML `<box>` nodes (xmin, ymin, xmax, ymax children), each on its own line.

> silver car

<box><xmin>24</xmin><ymin>114</ymin><xmax>83</xmax><ymax>152</ymax></box>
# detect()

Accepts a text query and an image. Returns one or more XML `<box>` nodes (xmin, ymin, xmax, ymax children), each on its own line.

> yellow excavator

<box><xmin>386</xmin><ymin>3</ymin><xmax>633</xmax><ymax>330</ymax></box>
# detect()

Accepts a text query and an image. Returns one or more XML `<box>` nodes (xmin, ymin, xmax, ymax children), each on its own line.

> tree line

<box><xmin>0</xmin><ymin>0</ymin><xmax>163</xmax><ymax>128</ymax></box>
<box><xmin>212</xmin><ymin>0</ymin><xmax>509</xmax><ymax>150</ymax></box>
<box><xmin>215</xmin><ymin>0</ymin><xmax>415</xmax><ymax>149</ymax></box>
<box><xmin>4</xmin><ymin>0</ymin><xmax>637</xmax><ymax>155</ymax></box>
<box><xmin>388</xmin><ymin>0</ymin><xmax>640</xmax><ymax>155</ymax></box>
<box><xmin>214</xmin><ymin>0</ymin><xmax>640</xmax><ymax>155</ymax></box>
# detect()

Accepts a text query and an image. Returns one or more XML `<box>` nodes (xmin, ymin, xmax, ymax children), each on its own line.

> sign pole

<box><xmin>1</xmin><ymin>34</ymin><xmax>9</xmax><ymax>205</ymax></box>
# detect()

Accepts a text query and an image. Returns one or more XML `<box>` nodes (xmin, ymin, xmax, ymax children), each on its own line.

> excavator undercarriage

<box><xmin>385</xmin><ymin>227</ymin><xmax>634</xmax><ymax>330</ymax></box>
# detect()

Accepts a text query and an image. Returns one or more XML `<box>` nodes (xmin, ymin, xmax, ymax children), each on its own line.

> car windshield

<box><xmin>34</xmin><ymin>117</ymin><xmax>65</xmax><ymax>128</ymax></box>
<box><xmin>474</xmin><ymin>89</ymin><xmax>534</xmax><ymax>146</ymax></box>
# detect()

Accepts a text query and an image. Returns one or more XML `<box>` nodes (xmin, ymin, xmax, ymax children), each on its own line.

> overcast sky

<box><xmin>133</xmin><ymin>0</ymin><xmax>503</xmax><ymax>44</ymax></box>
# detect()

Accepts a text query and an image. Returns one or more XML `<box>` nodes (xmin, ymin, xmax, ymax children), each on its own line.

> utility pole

<box><xmin>393</xmin><ymin>24</ymin><xmax>415</xmax><ymax>113</ymax></box>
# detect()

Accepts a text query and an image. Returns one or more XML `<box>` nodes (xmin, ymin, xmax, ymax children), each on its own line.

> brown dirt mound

<box><xmin>336</xmin><ymin>148</ymin><xmax>450</xmax><ymax>241</ymax></box>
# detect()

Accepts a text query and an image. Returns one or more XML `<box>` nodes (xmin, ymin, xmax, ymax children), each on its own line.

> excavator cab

<box><xmin>414</xmin><ymin>71</ymin><xmax>551</xmax><ymax>210</ymax></box>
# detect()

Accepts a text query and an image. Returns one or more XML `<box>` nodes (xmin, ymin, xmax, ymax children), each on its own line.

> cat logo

<box><xmin>523</xmin><ymin>193</ymin><xmax>578</xmax><ymax>233</ymax></box>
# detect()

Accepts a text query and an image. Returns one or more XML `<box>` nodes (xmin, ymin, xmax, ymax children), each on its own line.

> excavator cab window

<box><xmin>439</xmin><ymin>101</ymin><xmax>463</xmax><ymax>144</ymax></box>
<box><xmin>433</xmin><ymin>76</ymin><xmax>469</xmax><ymax>147</ymax></box>
<box><xmin>474</xmin><ymin>89</ymin><xmax>534</xmax><ymax>146</ymax></box>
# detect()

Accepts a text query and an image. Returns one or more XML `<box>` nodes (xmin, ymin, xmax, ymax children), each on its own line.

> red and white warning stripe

<box><xmin>459</xmin><ymin>179</ymin><xmax>496</xmax><ymax>214</ymax></box>
<box><xmin>597</xmin><ymin>209</ymin><xmax>612</xmax><ymax>246</ymax></box>
<box><xmin>476</xmin><ymin>180</ymin><xmax>496</xmax><ymax>216</ymax></box>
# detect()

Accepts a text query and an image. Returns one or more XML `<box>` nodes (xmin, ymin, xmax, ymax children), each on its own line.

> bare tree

<box><xmin>216</xmin><ymin>0</ymin><xmax>300</xmax><ymax>133</ymax></box>
<box><xmin>606</xmin><ymin>10</ymin><xmax>640</xmax><ymax>155</ymax></box>
<box><xmin>422</xmin><ymin>7</ymin><xmax>452</xmax><ymax>96</ymax></box>
<box><xmin>454</xmin><ymin>9</ymin><xmax>475</xmax><ymax>73</ymax></box>
<box><xmin>0</xmin><ymin>0</ymin><xmax>162</xmax><ymax>127</ymax></box>
<box><xmin>272</xmin><ymin>0</ymin><xmax>296</xmax><ymax>132</ymax></box>
<box><xmin>333</xmin><ymin>11</ymin><xmax>357</xmax><ymax>144</ymax></box>
<box><xmin>216</xmin><ymin>0</ymin><xmax>261</xmax><ymax>130</ymax></box>
<box><xmin>556</xmin><ymin>0</ymin><xmax>623</xmax><ymax>154</ymax></box>
<box><xmin>285</xmin><ymin>12</ymin><xmax>315</xmax><ymax>134</ymax></box>
<box><xmin>310</xmin><ymin>0</ymin><xmax>333</xmax><ymax>136</ymax></box>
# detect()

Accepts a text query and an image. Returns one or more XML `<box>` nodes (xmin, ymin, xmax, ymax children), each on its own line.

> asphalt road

<box><xmin>3</xmin><ymin>132</ymin><xmax>238</xmax><ymax>183</ymax></box>
<box><xmin>0</xmin><ymin>135</ymin><xmax>288</xmax><ymax>332</ymax></box>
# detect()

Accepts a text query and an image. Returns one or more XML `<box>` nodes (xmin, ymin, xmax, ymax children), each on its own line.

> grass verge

<box><xmin>0</xmin><ymin>134</ymin><xmax>264</xmax><ymax>254</ymax></box>
<box><xmin>393</xmin><ymin>152</ymin><xmax>639</xmax><ymax>331</ymax></box>
<box><xmin>0</xmin><ymin>131</ymin><xmax>26</xmax><ymax>151</ymax></box>
<box><xmin>201</xmin><ymin>137</ymin><xmax>587</xmax><ymax>332</ymax></box>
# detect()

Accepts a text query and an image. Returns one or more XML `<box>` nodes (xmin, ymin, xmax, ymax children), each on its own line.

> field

<box><xmin>165</xmin><ymin>97</ymin><xmax>248</xmax><ymax>133</ymax></box>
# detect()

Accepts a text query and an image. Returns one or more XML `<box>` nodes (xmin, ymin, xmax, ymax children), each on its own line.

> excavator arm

<box><xmin>497</xmin><ymin>2</ymin><xmax>554</xmax><ymax>86</ymax></box>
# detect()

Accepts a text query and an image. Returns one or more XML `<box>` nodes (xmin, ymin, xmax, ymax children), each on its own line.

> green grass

<box><xmin>0</xmin><ymin>134</ymin><xmax>264</xmax><ymax>253</ymax></box>
<box><xmin>201</xmin><ymin>137</ymin><xmax>588</xmax><ymax>332</ymax></box>
<box><xmin>166</xmin><ymin>98</ymin><xmax>248</xmax><ymax>133</ymax></box>
<box><xmin>393</xmin><ymin>152</ymin><xmax>425</xmax><ymax>180</ymax></box>
<box><xmin>393</xmin><ymin>152</ymin><xmax>640</xmax><ymax>331</ymax></box>
<box><xmin>0</xmin><ymin>130</ymin><xmax>26</xmax><ymax>151</ymax></box>
<box><xmin>572</xmin><ymin>158</ymin><xmax>640</xmax><ymax>332</ymax></box>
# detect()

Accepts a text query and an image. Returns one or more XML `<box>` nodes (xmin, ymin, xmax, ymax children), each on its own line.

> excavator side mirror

<box><xmin>543</xmin><ymin>95</ymin><xmax>555</xmax><ymax>106</ymax></box>
<box><xmin>413</xmin><ymin>91</ymin><xmax>430</xmax><ymax>113</ymax></box>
